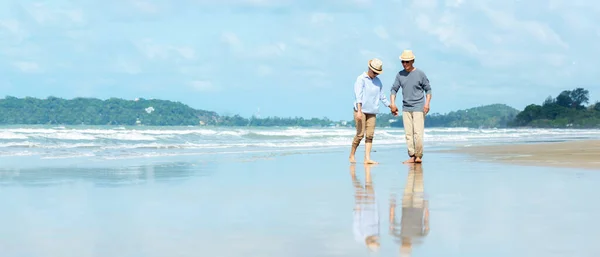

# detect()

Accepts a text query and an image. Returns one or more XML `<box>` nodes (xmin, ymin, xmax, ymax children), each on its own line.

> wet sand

<box><xmin>2</xmin><ymin>147</ymin><xmax>600</xmax><ymax>256</ymax></box>
<box><xmin>445</xmin><ymin>140</ymin><xmax>600</xmax><ymax>170</ymax></box>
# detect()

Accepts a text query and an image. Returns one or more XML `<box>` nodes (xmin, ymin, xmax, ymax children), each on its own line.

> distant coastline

<box><xmin>1</xmin><ymin>87</ymin><xmax>599</xmax><ymax>128</ymax></box>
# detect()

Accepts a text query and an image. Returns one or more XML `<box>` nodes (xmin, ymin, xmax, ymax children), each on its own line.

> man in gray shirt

<box><xmin>389</xmin><ymin>50</ymin><xmax>432</xmax><ymax>163</ymax></box>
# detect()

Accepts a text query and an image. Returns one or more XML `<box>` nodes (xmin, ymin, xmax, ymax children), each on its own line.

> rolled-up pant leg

<box><xmin>364</xmin><ymin>113</ymin><xmax>376</xmax><ymax>143</ymax></box>
<box><xmin>352</xmin><ymin>110</ymin><xmax>366</xmax><ymax>148</ymax></box>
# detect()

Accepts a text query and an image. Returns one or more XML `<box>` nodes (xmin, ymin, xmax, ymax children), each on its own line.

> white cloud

<box><xmin>133</xmin><ymin>39</ymin><xmax>196</xmax><ymax>60</ymax></box>
<box><xmin>412</xmin><ymin>0</ymin><xmax>438</xmax><ymax>9</ymax></box>
<box><xmin>178</xmin><ymin>65</ymin><xmax>211</xmax><ymax>75</ymax></box>
<box><xmin>310</xmin><ymin>12</ymin><xmax>334</xmax><ymax>24</ymax></box>
<box><xmin>131</xmin><ymin>0</ymin><xmax>159</xmax><ymax>13</ymax></box>
<box><xmin>189</xmin><ymin>80</ymin><xmax>216</xmax><ymax>92</ymax></box>
<box><xmin>396</xmin><ymin>41</ymin><xmax>412</xmax><ymax>50</ymax></box>
<box><xmin>172</xmin><ymin>47</ymin><xmax>195</xmax><ymax>59</ymax></box>
<box><xmin>360</xmin><ymin>49</ymin><xmax>381</xmax><ymax>59</ymax></box>
<box><xmin>0</xmin><ymin>19</ymin><xmax>28</xmax><ymax>42</ymax></box>
<box><xmin>415</xmin><ymin>12</ymin><xmax>481</xmax><ymax>56</ymax></box>
<box><xmin>446</xmin><ymin>0</ymin><xmax>464</xmax><ymax>7</ymax></box>
<box><xmin>240</xmin><ymin>0</ymin><xmax>289</xmax><ymax>6</ymax></box>
<box><xmin>12</xmin><ymin>61</ymin><xmax>41</xmax><ymax>73</ymax></box>
<box><xmin>22</xmin><ymin>3</ymin><xmax>86</xmax><ymax>26</ymax></box>
<box><xmin>478</xmin><ymin>4</ymin><xmax>568</xmax><ymax>49</ymax></box>
<box><xmin>115</xmin><ymin>58</ymin><xmax>141</xmax><ymax>74</ymax></box>
<box><xmin>251</xmin><ymin>42</ymin><xmax>286</xmax><ymax>58</ymax></box>
<box><xmin>353</xmin><ymin>0</ymin><xmax>372</xmax><ymax>7</ymax></box>
<box><xmin>257</xmin><ymin>65</ymin><xmax>272</xmax><ymax>76</ymax></box>
<box><xmin>0</xmin><ymin>0</ymin><xmax>598</xmax><ymax>118</ymax></box>
<box><xmin>373</xmin><ymin>26</ymin><xmax>389</xmax><ymax>40</ymax></box>
<box><xmin>221</xmin><ymin>32</ymin><xmax>243</xmax><ymax>51</ymax></box>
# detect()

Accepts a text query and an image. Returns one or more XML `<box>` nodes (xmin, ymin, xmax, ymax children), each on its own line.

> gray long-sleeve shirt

<box><xmin>390</xmin><ymin>69</ymin><xmax>432</xmax><ymax>112</ymax></box>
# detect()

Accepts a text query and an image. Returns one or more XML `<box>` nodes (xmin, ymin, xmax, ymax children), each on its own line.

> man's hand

<box><xmin>390</xmin><ymin>105</ymin><xmax>399</xmax><ymax>116</ymax></box>
<box><xmin>423</xmin><ymin>104</ymin><xmax>430</xmax><ymax>115</ymax></box>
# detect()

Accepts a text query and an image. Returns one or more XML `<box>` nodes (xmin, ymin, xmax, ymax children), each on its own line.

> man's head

<box><xmin>367</xmin><ymin>58</ymin><xmax>383</xmax><ymax>78</ymax></box>
<box><xmin>399</xmin><ymin>50</ymin><xmax>415</xmax><ymax>71</ymax></box>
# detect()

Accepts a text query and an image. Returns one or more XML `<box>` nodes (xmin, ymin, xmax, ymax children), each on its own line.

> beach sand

<box><xmin>2</xmin><ymin>146</ymin><xmax>600</xmax><ymax>256</ymax></box>
<box><xmin>444</xmin><ymin>140</ymin><xmax>600</xmax><ymax>170</ymax></box>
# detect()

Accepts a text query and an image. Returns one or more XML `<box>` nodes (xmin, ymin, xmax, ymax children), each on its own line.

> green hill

<box><xmin>3</xmin><ymin>88</ymin><xmax>598</xmax><ymax>128</ymax></box>
<box><xmin>386</xmin><ymin>104</ymin><xmax>519</xmax><ymax>128</ymax></box>
<box><xmin>0</xmin><ymin>96</ymin><xmax>335</xmax><ymax>127</ymax></box>
<box><xmin>509</xmin><ymin>88</ymin><xmax>600</xmax><ymax>128</ymax></box>
<box><xmin>0</xmin><ymin>96</ymin><xmax>218</xmax><ymax>126</ymax></box>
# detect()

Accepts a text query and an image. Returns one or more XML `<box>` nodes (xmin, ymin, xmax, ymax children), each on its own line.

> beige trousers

<box><xmin>352</xmin><ymin>110</ymin><xmax>377</xmax><ymax>148</ymax></box>
<box><xmin>402</xmin><ymin>164</ymin><xmax>424</xmax><ymax>208</ymax></box>
<box><xmin>402</xmin><ymin>111</ymin><xmax>425</xmax><ymax>158</ymax></box>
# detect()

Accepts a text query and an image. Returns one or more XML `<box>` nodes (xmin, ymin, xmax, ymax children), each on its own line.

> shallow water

<box><xmin>1</xmin><ymin>147</ymin><xmax>599</xmax><ymax>257</ymax></box>
<box><xmin>2</xmin><ymin>125</ymin><xmax>600</xmax><ymax>163</ymax></box>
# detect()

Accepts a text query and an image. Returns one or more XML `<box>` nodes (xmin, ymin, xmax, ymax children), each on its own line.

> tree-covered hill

<box><xmin>380</xmin><ymin>104</ymin><xmax>520</xmax><ymax>128</ymax></box>
<box><xmin>0</xmin><ymin>96</ymin><xmax>336</xmax><ymax>127</ymax></box>
<box><xmin>510</xmin><ymin>87</ymin><xmax>600</xmax><ymax>128</ymax></box>
<box><xmin>0</xmin><ymin>96</ymin><xmax>218</xmax><ymax>126</ymax></box>
<box><xmin>2</xmin><ymin>88</ymin><xmax>599</xmax><ymax>128</ymax></box>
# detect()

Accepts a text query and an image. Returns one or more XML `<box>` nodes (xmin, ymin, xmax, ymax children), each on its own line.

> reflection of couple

<box><xmin>351</xmin><ymin>163</ymin><xmax>429</xmax><ymax>256</ymax></box>
<box><xmin>390</xmin><ymin>164</ymin><xmax>430</xmax><ymax>257</ymax></box>
<box><xmin>349</xmin><ymin>50</ymin><xmax>432</xmax><ymax>164</ymax></box>
<box><xmin>350</xmin><ymin>164</ymin><xmax>380</xmax><ymax>251</ymax></box>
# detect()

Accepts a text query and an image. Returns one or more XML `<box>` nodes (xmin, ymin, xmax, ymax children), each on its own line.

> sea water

<box><xmin>2</xmin><ymin>125</ymin><xmax>600</xmax><ymax>257</ymax></box>
<box><xmin>1</xmin><ymin>125</ymin><xmax>599</xmax><ymax>164</ymax></box>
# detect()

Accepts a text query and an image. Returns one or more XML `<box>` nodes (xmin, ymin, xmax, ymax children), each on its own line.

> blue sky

<box><xmin>1</xmin><ymin>0</ymin><xmax>599</xmax><ymax>120</ymax></box>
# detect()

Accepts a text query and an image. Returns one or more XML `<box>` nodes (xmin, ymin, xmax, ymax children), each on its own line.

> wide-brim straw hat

<box><xmin>368</xmin><ymin>58</ymin><xmax>383</xmax><ymax>74</ymax></box>
<box><xmin>399</xmin><ymin>50</ymin><xmax>415</xmax><ymax>61</ymax></box>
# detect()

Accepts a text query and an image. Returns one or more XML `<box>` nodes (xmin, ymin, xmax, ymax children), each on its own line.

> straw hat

<box><xmin>368</xmin><ymin>58</ymin><xmax>383</xmax><ymax>74</ymax></box>
<box><xmin>399</xmin><ymin>50</ymin><xmax>415</xmax><ymax>61</ymax></box>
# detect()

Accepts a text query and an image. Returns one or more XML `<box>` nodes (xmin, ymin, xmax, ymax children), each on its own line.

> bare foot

<box><xmin>349</xmin><ymin>156</ymin><xmax>356</xmax><ymax>163</ymax></box>
<box><xmin>364</xmin><ymin>159</ymin><xmax>379</xmax><ymax>164</ymax></box>
<box><xmin>402</xmin><ymin>157</ymin><xmax>416</xmax><ymax>164</ymax></box>
<box><xmin>415</xmin><ymin>157</ymin><xmax>422</xmax><ymax>163</ymax></box>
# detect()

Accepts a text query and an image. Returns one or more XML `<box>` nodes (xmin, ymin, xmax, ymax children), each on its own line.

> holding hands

<box><xmin>389</xmin><ymin>104</ymin><xmax>399</xmax><ymax>116</ymax></box>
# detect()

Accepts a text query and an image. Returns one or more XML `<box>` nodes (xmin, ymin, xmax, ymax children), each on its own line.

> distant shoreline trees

<box><xmin>1</xmin><ymin>87</ymin><xmax>598</xmax><ymax>128</ymax></box>
<box><xmin>510</xmin><ymin>87</ymin><xmax>600</xmax><ymax>128</ymax></box>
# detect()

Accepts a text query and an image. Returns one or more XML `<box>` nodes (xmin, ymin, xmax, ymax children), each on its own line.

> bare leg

<box><xmin>364</xmin><ymin>114</ymin><xmax>378</xmax><ymax>164</ymax></box>
<box><xmin>349</xmin><ymin>110</ymin><xmax>365</xmax><ymax>163</ymax></box>
<box><xmin>349</xmin><ymin>146</ymin><xmax>358</xmax><ymax>163</ymax></box>
<box><xmin>364</xmin><ymin>142</ymin><xmax>378</xmax><ymax>164</ymax></box>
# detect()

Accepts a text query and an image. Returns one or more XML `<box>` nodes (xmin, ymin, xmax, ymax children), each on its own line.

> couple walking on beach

<box><xmin>349</xmin><ymin>50</ymin><xmax>432</xmax><ymax>164</ymax></box>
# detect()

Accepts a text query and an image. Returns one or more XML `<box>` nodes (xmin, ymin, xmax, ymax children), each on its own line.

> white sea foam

<box><xmin>1</xmin><ymin>126</ymin><xmax>599</xmax><ymax>159</ymax></box>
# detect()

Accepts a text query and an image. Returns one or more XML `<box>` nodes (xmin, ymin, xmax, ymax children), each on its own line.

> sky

<box><xmin>1</xmin><ymin>0</ymin><xmax>599</xmax><ymax>121</ymax></box>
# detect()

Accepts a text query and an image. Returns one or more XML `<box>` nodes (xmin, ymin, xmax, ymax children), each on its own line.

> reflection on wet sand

<box><xmin>0</xmin><ymin>162</ymin><xmax>209</xmax><ymax>187</ymax></box>
<box><xmin>350</xmin><ymin>164</ymin><xmax>380</xmax><ymax>252</ymax></box>
<box><xmin>389</xmin><ymin>163</ymin><xmax>429</xmax><ymax>257</ymax></box>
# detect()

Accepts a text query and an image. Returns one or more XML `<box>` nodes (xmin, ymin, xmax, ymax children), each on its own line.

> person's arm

<box><xmin>421</xmin><ymin>72</ymin><xmax>432</xmax><ymax>114</ymax></box>
<box><xmin>390</xmin><ymin>73</ymin><xmax>401</xmax><ymax>114</ymax></box>
<box><xmin>379</xmin><ymin>82</ymin><xmax>390</xmax><ymax>108</ymax></box>
<box><xmin>354</xmin><ymin>77</ymin><xmax>364</xmax><ymax>114</ymax></box>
